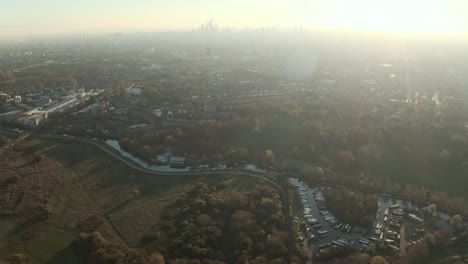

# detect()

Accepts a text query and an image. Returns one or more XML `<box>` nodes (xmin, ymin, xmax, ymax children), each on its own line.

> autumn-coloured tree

<box><xmin>1</xmin><ymin>253</ymin><xmax>31</xmax><ymax>264</ymax></box>
<box><xmin>426</xmin><ymin>203</ymin><xmax>437</xmax><ymax>216</ymax></box>
<box><xmin>143</xmin><ymin>182</ymin><xmax>289</xmax><ymax>263</ymax></box>
<box><xmin>265</xmin><ymin>149</ymin><xmax>275</xmax><ymax>164</ymax></box>
<box><xmin>370</xmin><ymin>255</ymin><xmax>388</xmax><ymax>264</ymax></box>
<box><xmin>450</xmin><ymin>214</ymin><xmax>462</xmax><ymax>227</ymax></box>
<box><xmin>405</xmin><ymin>242</ymin><xmax>430</xmax><ymax>264</ymax></box>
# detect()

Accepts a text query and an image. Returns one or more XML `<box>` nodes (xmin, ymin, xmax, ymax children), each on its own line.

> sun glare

<box><xmin>315</xmin><ymin>0</ymin><xmax>458</xmax><ymax>33</ymax></box>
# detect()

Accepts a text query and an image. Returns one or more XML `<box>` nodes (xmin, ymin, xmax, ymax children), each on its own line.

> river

<box><xmin>105</xmin><ymin>139</ymin><xmax>281</xmax><ymax>177</ymax></box>
<box><xmin>105</xmin><ymin>139</ymin><xmax>190</xmax><ymax>173</ymax></box>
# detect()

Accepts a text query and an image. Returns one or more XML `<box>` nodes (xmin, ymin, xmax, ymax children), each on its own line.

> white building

<box><xmin>169</xmin><ymin>156</ymin><xmax>186</xmax><ymax>168</ymax></box>
<box><xmin>153</xmin><ymin>109</ymin><xmax>162</xmax><ymax>117</ymax></box>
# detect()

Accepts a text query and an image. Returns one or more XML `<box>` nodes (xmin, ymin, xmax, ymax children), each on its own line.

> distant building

<box><xmin>162</xmin><ymin>119</ymin><xmax>198</xmax><ymax>129</ymax></box>
<box><xmin>127</xmin><ymin>87</ymin><xmax>142</xmax><ymax>95</ymax></box>
<box><xmin>153</xmin><ymin>109</ymin><xmax>162</xmax><ymax>117</ymax></box>
<box><xmin>199</xmin><ymin>19</ymin><xmax>218</xmax><ymax>32</ymax></box>
<box><xmin>126</xmin><ymin>123</ymin><xmax>148</xmax><ymax>137</ymax></box>
<box><xmin>16</xmin><ymin>112</ymin><xmax>47</xmax><ymax>128</ymax></box>
<box><xmin>40</xmin><ymin>97</ymin><xmax>80</xmax><ymax>114</ymax></box>
<box><xmin>0</xmin><ymin>93</ymin><xmax>10</xmax><ymax>102</ymax></box>
<box><xmin>219</xmin><ymin>92</ymin><xmax>309</xmax><ymax>111</ymax></box>
<box><xmin>221</xmin><ymin>95</ymin><xmax>257</xmax><ymax>110</ymax></box>
<box><xmin>169</xmin><ymin>156</ymin><xmax>186</xmax><ymax>168</ymax></box>
<box><xmin>141</xmin><ymin>63</ymin><xmax>161</xmax><ymax>71</ymax></box>
<box><xmin>156</xmin><ymin>155</ymin><xmax>169</xmax><ymax>164</ymax></box>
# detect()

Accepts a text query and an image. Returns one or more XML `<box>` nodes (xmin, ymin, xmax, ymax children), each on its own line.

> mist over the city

<box><xmin>1</xmin><ymin>1</ymin><xmax>468</xmax><ymax>264</ymax></box>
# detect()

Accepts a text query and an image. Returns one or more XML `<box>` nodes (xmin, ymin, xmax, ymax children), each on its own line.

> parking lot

<box><xmin>376</xmin><ymin>195</ymin><xmax>417</xmax><ymax>226</ymax></box>
<box><xmin>291</xmin><ymin>178</ymin><xmax>374</xmax><ymax>251</ymax></box>
<box><xmin>290</xmin><ymin>177</ymin><xmax>461</xmax><ymax>257</ymax></box>
<box><xmin>375</xmin><ymin>195</ymin><xmax>424</xmax><ymax>250</ymax></box>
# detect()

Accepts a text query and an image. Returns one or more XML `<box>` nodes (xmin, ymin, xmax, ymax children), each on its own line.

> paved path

<box><xmin>400</xmin><ymin>224</ymin><xmax>406</xmax><ymax>255</ymax></box>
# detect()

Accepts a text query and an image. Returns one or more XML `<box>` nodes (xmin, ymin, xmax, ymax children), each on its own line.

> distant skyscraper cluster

<box><xmin>194</xmin><ymin>19</ymin><xmax>305</xmax><ymax>33</ymax></box>
<box><xmin>199</xmin><ymin>19</ymin><xmax>218</xmax><ymax>32</ymax></box>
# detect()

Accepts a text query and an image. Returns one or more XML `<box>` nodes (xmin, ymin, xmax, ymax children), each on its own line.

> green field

<box><xmin>0</xmin><ymin>138</ymin><xmax>261</xmax><ymax>263</ymax></box>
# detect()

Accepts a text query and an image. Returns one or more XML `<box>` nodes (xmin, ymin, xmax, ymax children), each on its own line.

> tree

<box><xmin>392</xmin><ymin>182</ymin><xmax>401</xmax><ymax>194</ymax></box>
<box><xmin>365</xmin><ymin>243</ymin><xmax>376</xmax><ymax>255</ymax></box>
<box><xmin>451</xmin><ymin>214</ymin><xmax>462</xmax><ymax>227</ymax></box>
<box><xmin>0</xmin><ymin>136</ymin><xmax>10</xmax><ymax>145</ymax></box>
<box><xmin>2</xmin><ymin>253</ymin><xmax>31</xmax><ymax>264</ymax></box>
<box><xmin>77</xmin><ymin>231</ymin><xmax>154</xmax><ymax>263</ymax></box>
<box><xmin>349</xmin><ymin>253</ymin><xmax>371</xmax><ymax>264</ymax></box>
<box><xmin>424</xmin><ymin>233</ymin><xmax>436</xmax><ymax>246</ymax></box>
<box><xmin>34</xmin><ymin>155</ymin><xmax>44</xmax><ymax>162</ymax></box>
<box><xmin>152</xmin><ymin>183</ymin><xmax>289</xmax><ymax>263</ymax></box>
<box><xmin>265</xmin><ymin>150</ymin><xmax>275</xmax><ymax>164</ymax></box>
<box><xmin>314</xmin><ymin>167</ymin><xmax>325</xmax><ymax>177</ymax></box>
<box><xmin>406</xmin><ymin>242</ymin><xmax>430</xmax><ymax>264</ymax></box>
<box><xmin>370</xmin><ymin>256</ymin><xmax>388</xmax><ymax>264</ymax></box>
<box><xmin>164</xmin><ymin>135</ymin><xmax>176</xmax><ymax>146</ymax></box>
<box><xmin>147</xmin><ymin>253</ymin><xmax>165</xmax><ymax>264</ymax></box>
<box><xmin>439</xmin><ymin>149</ymin><xmax>451</xmax><ymax>161</ymax></box>
<box><xmin>339</xmin><ymin>150</ymin><xmax>355</xmax><ymax>162</ymax></box>
<box><xmin>323</xmin><ymin>188</ymin><xmax>377</xmax><ymax>228</ymax></box>
<box><xmin>426</xmin><ymin>204</ymin><xmax>437</xmax><ymax>216</ymax></box>
<box><xmin>38</xmin><ymin>204</ymin><xmax>53</xmax><ymax>220</ymax></box>
<box><xmin>195</xmin><ymin>214</ymin><xmax>212</xmax><ymax>227</ymax></box>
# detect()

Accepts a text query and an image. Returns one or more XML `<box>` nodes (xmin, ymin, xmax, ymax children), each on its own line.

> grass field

<box><xmin>221</xmin><ymin>175</ymin><xmax>258</xmax><ymax>192</ymax></box>
<box><xmin>0</xmin><ymin>138</ymin><xmax>262</xmax><ymax>263</ymax></box>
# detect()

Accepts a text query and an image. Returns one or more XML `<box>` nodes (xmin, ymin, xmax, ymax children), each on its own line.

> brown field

<box><xmin>0</xmin><ymin>138</ymin><xmax>255</xmax><ymax>263</ymax></box>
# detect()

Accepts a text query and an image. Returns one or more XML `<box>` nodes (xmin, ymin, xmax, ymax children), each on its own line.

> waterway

<box><xmin>105</xmin><ymin>139</ymin><xmax>190</xmax><ymax>173</ymax></box>
<box><xmin>105</xmin><ymin>139</ymin><xmax>281</xmax><ymax>177</ymax></box>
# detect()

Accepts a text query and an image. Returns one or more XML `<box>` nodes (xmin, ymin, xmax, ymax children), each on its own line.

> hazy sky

<box><xmin>2</xmin><ymin>0</ymin><xmax>468</xmax><ymax>39</ymax></box>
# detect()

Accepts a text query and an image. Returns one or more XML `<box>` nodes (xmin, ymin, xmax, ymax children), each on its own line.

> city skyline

<box><xmin>2</xmin><ymin>0</ymin><xmax>468</xmax><ymax>39</ymax></box>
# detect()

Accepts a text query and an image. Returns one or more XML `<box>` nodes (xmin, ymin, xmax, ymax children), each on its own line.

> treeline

<box><xmin>323</xmin><ymin>188</ymin><xmax>378</xmax><ymax>228</ymax></box>
<box><xmin>72</xmin><ymin>206</ymin><xmax>468</xmax><ymax>264</ymax></box>
<box><xmin>328</xmin><ymin>226</ymin><xmax>468</xmax><ymax>264</ymax></box>
<box><xmin>300</xmin><ymin>170</ymin><xmax>468</xmax><ymax>217</ymax></box>
<box><xmin>119</xmin><ymin>136</ymin><xmax>165</xmax><ymax>161</ymax></box>
<box><xmin>0</xmin><ymin>136</ymin><xmax>11</xmax><ymax>147</ymax></box>
<box><xmin>119</xmin><ymin>102</ymin><xmax>468</xmax><ymax>214</ymax></box>
<box><xmin>141</xmin><ymin>182</ymin><xmax>294</xmax><ymax>263</ymax></box>
<box><xmin>328</xmin><ymin>253</ymin><xmax>390</xmax><ymax>264</ymax></box>
<box><xmin>0</xmin><ymin>70</ymin><xmax>78</xmax><ymax>91</ymax></box>
<box><xmin>325</xmin><ymin>242</ymin><xmax>429</xmax><ymax>264</ymax></box>
<box><xmin>75</xmin><ymin>231</ymin><xmax>165</xmax><ymax>264</ymax></box>
<box><xmin>119</xmin><ymin>121</ymin><xmax>279</xmax><ymax>165</ymax></box>
<box><xmin>0</xmin><ymin>254</ymin><xmax>30</xmax><ymax>264</ymax></box>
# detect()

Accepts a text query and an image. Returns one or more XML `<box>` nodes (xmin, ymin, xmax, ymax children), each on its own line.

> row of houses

<box><xmin>219</xmin><ymin>91</ymin><xmax>311</xmax><ymax>111</ymax></box>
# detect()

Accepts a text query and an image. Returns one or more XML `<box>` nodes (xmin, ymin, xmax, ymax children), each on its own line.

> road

<box><xmin>400</xmin><ymin>224</ymin><xmax>406</xmax><ymax>255</ymax></box>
